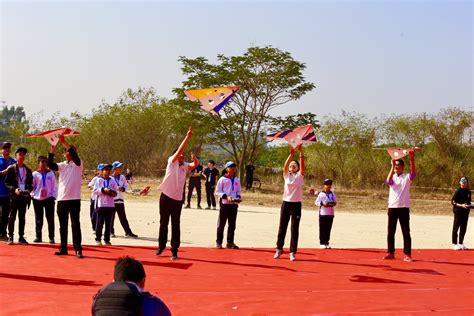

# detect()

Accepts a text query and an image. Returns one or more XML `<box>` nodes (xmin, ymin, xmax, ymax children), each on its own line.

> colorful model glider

<box><xmin>266</xmin><ymin>124</ymin><xmax>317</xmax><ymax>148</ymax></box>
<box><xmin>386</xmin><ymin>147</ymin><xmax>420</xmax><ymax>160</ymax></box>
<box><xmin>184</xmin><ymin>86</ymin><xmax>240</xmax><ymax>115</ymax></box>
<box><xmin>25</xmin><ymin>127</ymin><xmax>80</xmax><ymax>146</ymax></box>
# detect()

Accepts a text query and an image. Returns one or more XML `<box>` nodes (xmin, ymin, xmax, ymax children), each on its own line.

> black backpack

<box><xmin>92</xmin><ymin>281</ymin><xmax>144</xmax><ymax>316</ymax></box>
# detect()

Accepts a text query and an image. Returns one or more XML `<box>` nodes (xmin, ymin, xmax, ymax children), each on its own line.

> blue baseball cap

<box><xmin>97</xmin><ymin>163</ymin><xmax>105</xmax><ymax>170</ymax></box>
<box><xmin>225</xmin><ymin>161</ymin><xmax>237</xmax><ymax>168</ymax></box>
<box><xmin>112</xmin><ymin>161</ymin><xmax>124</xmax><ymax>169</ymax></box>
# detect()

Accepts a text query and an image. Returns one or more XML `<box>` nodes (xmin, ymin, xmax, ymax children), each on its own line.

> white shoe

<box><xmin>289</xmin><ymin>252</ymin><xmax>296</xmax><ymax>261</ymax></box>
<box><xmin>273</xmin><ymin>249</ymin><xmax>283</xmax><ymax>259</ymax></box>
<box><xmin>319</xmin><ymin>244</ymin><xmax>326</xmax><ymax>249</ymax></box>
<box><xmin>326</xmin><ymin>244</ymin><xmax>331</xmax><ymax>249</ymax></box>
<box><xmin>96</xmin><ymin>241</ymin><xmax>102</xmax><ymax>246</ymax></box>
<box><xmin>453</xmin><ymin>244</ymin><xmax>462</xmax><ymax>250</ymax></box>
<box><xmin>460</xmin><ymin>244</ymin><xmax>468</xmax><ymax>250</ymax></box>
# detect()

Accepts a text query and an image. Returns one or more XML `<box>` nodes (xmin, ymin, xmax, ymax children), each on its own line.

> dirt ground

<box><xmin>14</xmin><ymin>183</ymin><xmax>473</xmax><ymax>252</ymax></box>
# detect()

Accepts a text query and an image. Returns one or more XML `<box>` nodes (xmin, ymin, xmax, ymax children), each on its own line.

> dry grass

<box><xmin>81</xmin><ymin>178</ymin><xmax>454</xmax><ymax>216</ymax></box>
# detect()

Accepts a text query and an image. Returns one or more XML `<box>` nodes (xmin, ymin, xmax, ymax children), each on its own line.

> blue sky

<box><xmin>1</xmin><ymin>0</ymin><xmax>472</xmax><ymax>120</ymax></box>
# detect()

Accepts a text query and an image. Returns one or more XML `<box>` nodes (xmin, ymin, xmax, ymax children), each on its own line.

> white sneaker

<box><xmin>289</xmin><ymin>252</ymin><xmax>296</xmax><ymax>261</ymax></box>
<box><xmin>273</xmin><ymin>249</ymin><xmax>283</xmax><ymax>259</ymax></box>
<box><xmin>460</xmin><ymin>244</ymin><xmax>468</xmax><ymax>250</ymax></box>
<box><xmin>453</xmin><ymin>244</ymin><xmax>462</xmax><ymax>250</ymax></box>
<box><xmin>319</xmin><ymin>244</ymin><xmax>326</xmax><ymax>249</ymax></box>
<box><xmin>326</xmin><ymin>244</ymin><xmax>331</xmax><ymax>249</ymax></box>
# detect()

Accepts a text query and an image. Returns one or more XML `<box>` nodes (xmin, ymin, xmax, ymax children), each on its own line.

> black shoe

<box><xmin>125</xmin><ymin>233</ymin><xmax>138</xmax><ymax>238</ymax></box>
<box><xmin>197</xmin><ymin>205</ymin><xmax>202</xmax><ymax>209</ymax></box>
<box><xmin>184</xmin><ymin>205</ymin><xmax>190</xmax><ymax>209</ymax></box>
<box><xmin>18</xmin><ymin>237</ymin><xmax>29</xmax><ymax>245</ymax></box>
<box><xmin>111</xmin><ymin>234</ymin><xmax>116</xmax><ymax>238</ymax></box>
<box><xmin>76</xmin><ymin>251</ymin><xmax>84</xmax><ymax>259</ymax></box>
<box><xmin>216</xmin><ymin>243</ymin><xmax>223</xmax><ymax>249</ymax></box>
<box><xmin>7</xmin><ymin>237</ymin><xmax>13</xmax><ymax>245</ymax></box>
<box><xmin>105</xmin><ymin>242</ymin><xmax>112</xmax><ymax>246</ymax></box>
<box><xmin>226</xmin><ymin>243</ymin><xmax>239</xmax><ymax>249</ymax></box>
<box><xmin>155</xmin><ymin>248</ymin><xmax>165</xmax><ymax>256</ymax></box>
<box><xmin>55</xmin><ymin>250</ymin><xmax>68</xmax><ymax>256</ymax></box>
<box><xmin>33</xmin><ymin>237</ymin><xmax>42</xmax><ymax>243</ymax></box>
<box><xmin>49</xmin><ymin>239</ymin><xmax>55</xmax><ymax>244</ymax></box>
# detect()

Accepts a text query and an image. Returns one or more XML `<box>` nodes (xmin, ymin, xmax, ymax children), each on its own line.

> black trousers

<box><xmin>96</xmin><ymin>207</ymin><xmax>114</xmax><ymax>243</ymax></box>
<box><xmin>8</xmin><ymin>197</ymin><xmax>29</xmax><ymax>239</ymax></box>
<box><xmin>57</xmin><ymin>200</ymin><xmax>82</xmax><ymax>252</ymax></box>
<box><xmin>0</xmin><ymin>196</ymin><xmax>11</xmax><ymax>236</ymax></box>
<box><xmin>387</xmin><ymin>208</ymin><xmax>411</xmax><ymax>255</ymax></box>
<box><xmin>246</xmin><ymin>176</ymin><xmax>253</xmax><ymax>190</ymax></box>
<box><xmin>187</xmin><ymin>177</ymin><xmax>202</xmax><ymax>206</ymax></box>
<box><xmin>111</xmin><ymin>203</ymin><xmax>133</xmax><ymax>235</ymax></box>
<box><xmin>205</xmin><ymin>184</ymin><xmax>216</xmax><ymax>207</ymax></box>
<box><xmin>33</xmin><ymin>198</ymin><xmax>55</xmax><ymax>240</ymax></box>
<box><xmin>452</xmin><ymin>209</ymin><xmax>470</xmax><ymax>244</ymax></box>
<box><xmin>90</xmin><ymin>198</ymin><xmax>97</xmax><ymax>231</ymax></box>
<box><xmin>276</xmin><ymin>201</ymin><xmax>302</xmax><ymax>253</ymax></box>
<box><xmin>158</xmin><ymin>193</ymin><xmax>182</xmax><ymax>254</ymax></box>
<box><xmin>319</xmin><ymin>215</ymin><xmax>334</xmax><ymax>245</ymax></box>
<box><xmin>216</xmin><ymin>203</ymin><xmax>238</xmax><ymax>244</ymax></box>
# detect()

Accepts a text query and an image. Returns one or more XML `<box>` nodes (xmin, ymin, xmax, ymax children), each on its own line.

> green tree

<box><xmin>175</xmin><ymin>46</ymin><xmax>315</xmax><ymax>178</ymax></box>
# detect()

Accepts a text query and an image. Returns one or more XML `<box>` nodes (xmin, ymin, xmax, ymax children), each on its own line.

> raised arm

<box><xmin>283</xmin><ymin>146</ymin><xmax>295</xmax><ymax>176</ymax></box>
<box><xmin>409</xmin><ymin>150</ymin><xmax>416</xmax><ymax>180</ymax></box>
<box><xmin>48</xmin><ymin>145</ymin><xmax>59</xmax><ymax>171</ymax></box>
<box><xmin>187</xmin><ymin>153</ymin><xmax>199</xmax><ymax>171</ymax></box>
<box><xmin>171</xmin><ymin>127</ymin><xmax>192</xmax><ymax>163</ymax></box>
<box><xmin>59</xmin><ymin>134</ymin><xmax>80</xmax><ymax>166</ymax></box>
<box><xmin>386</xmin><ymin>159</ymin><xmax>396</xmax><ymax>185</ymax></box>
<box><xmin>297</xmin><ymin>144</ymin><xmax>305</xmax><ymax>176</ymax></box>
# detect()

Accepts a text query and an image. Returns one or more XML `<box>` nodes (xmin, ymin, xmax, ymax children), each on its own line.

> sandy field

<box><xmin>13</xmin><ymin>197</ymin><xmax>473</xmax><ymax>252</ymax></box>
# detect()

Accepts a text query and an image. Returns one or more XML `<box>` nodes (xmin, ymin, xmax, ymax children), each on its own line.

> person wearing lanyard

<box><xmin>88</xmin><ymin>163</ymin><xmax>104</xmax><ymax>234</ymax></box>
<box><xmin>110</xmin><ymin>161</ymin><xmax>138</xmax><ymax>238</ymax></box>
<box><xmin>31</xmin><ymin>156</ymin><xmax>58</xmax><ymax>244</ymax></box>
<box><xmin>0</xmin><ymin>142</ymin><xmax>16</xmax><ymax>240</ymax></box>
<box><xmin>315</xmin><ymin>179</ymin><xmax>337</xmax><ymax>249</ymax></box>
<box><xmin>93</xmin><ymin>164</ymin><xmax>118</xmax><ymax>246</ymax></box>
<box><xmin>184</xmin><ymin>156</ymin><xmax>203</xmax><ymax>209</ymax></box>
<box><xmin>5</xmin><ymin>147</ymin><xmax>33</xmax><ymax>245</ymax></box>
<box><xmin>274</xmin><ymin>145</ymin><xmax>305</xmax><ymax>261</ymax></box>
<box><xmin>215</xmin><ymin>161</ymin><xmax>242</xmax><ymax>249</ymax></box>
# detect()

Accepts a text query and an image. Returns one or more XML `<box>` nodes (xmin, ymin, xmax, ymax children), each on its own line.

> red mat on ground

<box><xmin>1</xmin><ymin>244</ymin><xmax>473</xmax><ymax>315</ymax></box>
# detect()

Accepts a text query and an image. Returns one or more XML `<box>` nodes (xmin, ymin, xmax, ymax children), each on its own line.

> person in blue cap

<box><xmin>215</xmin><ymin>161</ymin><xmax>242</xmax><ymax>249</ymax></box>
<box><xmin>0</xmin><ymin>142</ymin><xmax>16</xmax><ymax>239</ymax></box>
<box><xmin>111</xmin><ymin>161</ymin><xmax>138</xmax><ymax>238</ymax></box>
<box><xmin>88</xmin><ymin>163</ymin><xmax>104</xmax><ymax>233</ymax></box>
<box><xmin>451</xmin><ymin>176</ymin><xmax>471</xmax><ymax>250</ymax></box>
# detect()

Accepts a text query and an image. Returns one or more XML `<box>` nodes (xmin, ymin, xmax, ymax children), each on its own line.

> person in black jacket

<box><xmin>203</xmin><ymin>160</ymin><xmax>220</xmax><ymax>210</ymax></box>
<box><xmin>5</xmin><ymin>147</ymin><xmax>33</xmax><ymax>245</ymax></box>
<box><xmin>451</xmin><ymin>176</ymin><xmax>471</xmax><ymax>250</ymax></box>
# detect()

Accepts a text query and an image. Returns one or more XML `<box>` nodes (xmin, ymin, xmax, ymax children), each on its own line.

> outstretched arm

<box><xmin>171</xmin><ymin>127</ymin><xmax>192</xmax><ymax>163</ymax></box>
<box><xmin>297</xmin><ymin>144</ymin><xmax>305</xmax><ymax>176</ymax></box>
<box><xmin>283</xmin><ymin>146</ymin><xmax>295</xmax><ymax>176</ymax></box>
<box><xmin>386</xmin><ymin>159</ymin><xmax>396</xmax><ymax>185</ymax></box>
<box><xmin>187</xmin><ymin>153</ymin><xmax>199</xmax><ymax>171</ymax></box>
<box><xmin>409</xmin><ymin>150</ymin><xmax>416</xmax><ymax>180</ymax></box>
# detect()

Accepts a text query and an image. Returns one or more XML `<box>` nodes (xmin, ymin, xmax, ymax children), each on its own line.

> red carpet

<box><xmin>1</xmin><ymin>244</ymin><xmax>473</xmax><ymax>315</ymax></box>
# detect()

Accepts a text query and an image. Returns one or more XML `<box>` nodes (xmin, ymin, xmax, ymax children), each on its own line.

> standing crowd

<box><xmin>0</xmin><ymin>128</ymin><xmax>471</xmax><ymax>263</ymax></box>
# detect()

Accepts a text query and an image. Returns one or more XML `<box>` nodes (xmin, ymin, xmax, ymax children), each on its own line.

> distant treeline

<box><xmin>2</xmin><ymin>102</ymin><xmax>472</xmax><ymax>189</ymax></box>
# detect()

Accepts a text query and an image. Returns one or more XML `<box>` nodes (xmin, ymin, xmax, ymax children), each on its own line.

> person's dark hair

<box><xmin>395</xmin><ymin>159</ymin><xmax>404</xmax><ymax>167</ymax></box>
<box><xmin>208</xmin><ymin>160</ymin><xmax>215</xmax><ymax>165</ymax></box>
<box><xmin>65</xmin><ymin>146</ymin><xmax>76</xmax><ymax>153</ymax></box>
<box><xmin>291</xmin><ymin>160</ymin><xmax>300</xmax><ymax>169</ymax></box>
<box><xmin>114</xmin><ymin>256</ymin><xmax>146</xmax><ymax>284</ymax></box>
<box><xmin>37</xmin><ymin>155</ymin><xmax>47</xmax><ymax>162</ymax></box>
